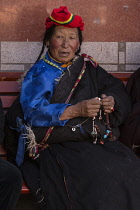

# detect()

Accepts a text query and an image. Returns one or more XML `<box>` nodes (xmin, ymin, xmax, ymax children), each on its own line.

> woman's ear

<box><xmin>77</xmin><ymin>43</ymin><xmax>81</xmax><ymax>50</ymax></box>
<box><xmin>76</xmin><ymin>45</ymin><xmax>80</xmax><ymax>53</ymax></box>
<box><xmin>46</xmin><ymin>41</ymin><xmax>49</xmax><ymax>48</ymax></box>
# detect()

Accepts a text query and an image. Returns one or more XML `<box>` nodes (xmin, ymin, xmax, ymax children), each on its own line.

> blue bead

<box><xmin>106</xmin><ymin>130</ymin><xmax>110</xmax><ymax>134</ymax></box>
<box><xmin>104</xmin><ymin>135</ymin><xmax>107</xmax><ymax>138</ymax></box>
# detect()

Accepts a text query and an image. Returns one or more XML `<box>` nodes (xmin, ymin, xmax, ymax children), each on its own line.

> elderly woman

<box><xmin>4</xmin><ymin>6</ymin><xmax>140</xmax><ymax>210</ymax></box>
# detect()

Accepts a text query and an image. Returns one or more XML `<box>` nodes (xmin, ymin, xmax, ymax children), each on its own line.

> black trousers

<box><xmin>0</xmin><ymin>158</ymin><xmax>22</xmax><ymax>210</ymax></box>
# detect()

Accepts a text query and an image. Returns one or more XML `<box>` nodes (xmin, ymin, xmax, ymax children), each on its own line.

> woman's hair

<box><xmin>36</xmin><ymin>25</ymin><xmax>83</xmax><ymax>62</ymax></box>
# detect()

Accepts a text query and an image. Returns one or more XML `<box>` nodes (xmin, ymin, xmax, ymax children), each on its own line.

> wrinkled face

<box><xmin>47</xmin><ymin>26</ymin><xmax>80</xmax><ymax>63</ymax></box>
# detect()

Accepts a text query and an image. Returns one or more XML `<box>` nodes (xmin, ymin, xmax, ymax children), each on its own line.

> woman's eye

<box><xmin>56</xmin><ymin>35</ymin><xmax>63</xmax><ymax>39</ymax></box>
<box><xmin>69</xmin><ymin>37</ymin><xmax>75</xmax><ymax>39</ymax></box>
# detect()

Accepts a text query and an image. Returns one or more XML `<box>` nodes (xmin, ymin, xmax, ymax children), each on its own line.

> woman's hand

<box><xmin>76</xmin><ymin>97</ymin><xmax>102</xmax><ymax>117</ymax></box>
<box><xmin>59</xmin><ymin>97</ymin><xmax>102</xmax><ymax>120</ymax></box>
<box><xmin>101</xmin><ymin>94</ymin><xmax>115</xmax><ymax>114</ymax></box>
<box><xmin>59</xmin><ymin>95</ymin><xmax>115</xmax><ymax>121</ymax></box>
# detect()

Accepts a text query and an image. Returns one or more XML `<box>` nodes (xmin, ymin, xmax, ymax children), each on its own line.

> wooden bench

<box><xmin>0</xmin><ymin>71</ymin><xmax>133</xmax><ymax>194</ymax></box>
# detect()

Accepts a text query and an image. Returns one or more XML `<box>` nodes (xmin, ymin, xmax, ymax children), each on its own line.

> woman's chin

<box><xmin>58</xmin><ymin>57</ymin><xmax>72</xmax><ymax>64</ymax></box>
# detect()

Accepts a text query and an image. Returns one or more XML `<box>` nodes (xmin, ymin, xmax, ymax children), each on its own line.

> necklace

<box><xmin>43</xmin><ymin>57</ymin><xmax>65</xmax><ymax>74</ymax></box>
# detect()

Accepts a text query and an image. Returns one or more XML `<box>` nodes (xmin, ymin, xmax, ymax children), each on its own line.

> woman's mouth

<box><xmin>59</xmin><ymin>52</ymin><xmax>70</xmax><ymax>57</ymax></box>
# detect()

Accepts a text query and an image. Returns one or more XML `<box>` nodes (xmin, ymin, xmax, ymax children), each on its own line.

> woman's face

<box><xmin>47</xmin><ymin>26</ymin><xmax>80</xmax><ymax>63</ymax></box>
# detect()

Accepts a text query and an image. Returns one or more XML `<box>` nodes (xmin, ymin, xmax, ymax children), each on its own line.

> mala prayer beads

<box><xmin>91</xmin><ymin>107</ymin><xmax>113</xmax><ymax>144</ymax></box>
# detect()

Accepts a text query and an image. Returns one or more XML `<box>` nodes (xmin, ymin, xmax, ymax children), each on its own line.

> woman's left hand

<box><xmin>101</xmin><ymin>94</ymin><xmax>115</xmax><ymax>113</ymax></box>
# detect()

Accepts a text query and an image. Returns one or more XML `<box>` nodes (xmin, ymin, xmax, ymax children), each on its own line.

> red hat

<box><xmin>45</xmin><ymin>6</ymin><xmax>84</xmax><ymax>31</ymax></box>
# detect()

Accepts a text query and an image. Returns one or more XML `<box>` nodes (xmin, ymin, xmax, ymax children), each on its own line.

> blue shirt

<box><xmin>20</xmin><ymin>52</ymin><xmax>71</xmax><ymax>127</ymax></box>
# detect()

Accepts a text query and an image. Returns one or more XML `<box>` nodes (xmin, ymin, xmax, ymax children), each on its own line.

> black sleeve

<box><xmin>4</xmin><ymin>96</ymin><xmax>24</xmax><ymax>165</ymax></box>
<box><xmin>4</xmin><ymin>123</ymin><xmax>19</xmax><ymax>165</ymax></box>
<box><xmin>96</xmin><ymin>66</ymin><xmax>131</xmax><ymax>127</ymax></box>
<box><xmin>0</xmin><ymin>98</ymin><xmax>5</xmax><ymax>144</ymax></box>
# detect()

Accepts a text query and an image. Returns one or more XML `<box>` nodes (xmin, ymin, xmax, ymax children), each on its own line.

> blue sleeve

<box><xmin>20</xmin><ymin>63</ymin><xmax>70</xmax><ymax>127</ymax></box>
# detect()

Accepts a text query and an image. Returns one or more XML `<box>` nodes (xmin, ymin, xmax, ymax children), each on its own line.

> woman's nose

<box><xmin>62</xmin><ymin>38</ymin><xmax>69</xmax><ymax>48</ymax></box>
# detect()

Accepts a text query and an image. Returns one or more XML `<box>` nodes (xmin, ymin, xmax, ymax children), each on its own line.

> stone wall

<box><xmin>1</xmin><ymin>42</ymin><xmax>140</xmax><ymax>72</ymax></box>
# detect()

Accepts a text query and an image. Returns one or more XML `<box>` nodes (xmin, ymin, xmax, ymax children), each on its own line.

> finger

<box><xmin>102</xmin><ymin>101</ymin><xmax>112</xmax><ymax>108</ymax></box>
<box><xmin>90</xmin><ymin>98</ymin><xmax>102</xmax><ymax>105</ymax></box>
<box><xmin>102</xmin><ymin>98</ymin><xmax>115</xmax><ymax>109</ymax></box>
<box><xmin>86</xmin><ymin>107</ymin><xmax>101</xmax><ymax>115</ymax></box>
<box><xmin>104</xmin><ymin>109</ymin><xmax>112</xmax><ymax>114</ymax></box>
<box><xmin>101</xmin><ymin>94</ymin><xmax>107</xmax><ymax>99</ymax></box>
<box><xmin>102</xmin><ymin>97</ymin><xmax>112</xmax><ymax>103</ymax></box>
<box><xmin>88</xmin><ymin>111</ymin><xmax>99</xmax><ymax>117</ymax></box>
<box><xmin>103</xmin><ymin>106</ymin><xmax>114</xmax><ymax>113</ymax></box>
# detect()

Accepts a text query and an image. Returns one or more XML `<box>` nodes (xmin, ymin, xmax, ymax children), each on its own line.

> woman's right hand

<box><xmin>59</xmin><ymin>97</ymin><xmax>102</xmax><ymax>120</ymax></box>
<box><xmin>76</xmin><ymin>97</ymin><xmax>102</xmax><ymax>117</ymax></box>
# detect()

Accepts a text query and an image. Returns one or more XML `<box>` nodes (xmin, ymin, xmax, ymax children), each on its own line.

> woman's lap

<box><xmin>37</xmin><ymin>140</ymin><xmax>140</xmax><ymax>210</ymax></box>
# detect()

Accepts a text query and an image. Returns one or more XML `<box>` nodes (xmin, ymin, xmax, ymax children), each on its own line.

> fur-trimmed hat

<box><xmin>45</xmin><ymin>6</ymin><xmax>84</xmax><ymax>31</ymax></box>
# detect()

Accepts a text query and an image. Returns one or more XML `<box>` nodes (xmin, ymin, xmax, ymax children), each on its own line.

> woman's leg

<box><xmin>0</xmin><ymin>158</ymin><xmax>22</xmax><ymax>210</ymax></box>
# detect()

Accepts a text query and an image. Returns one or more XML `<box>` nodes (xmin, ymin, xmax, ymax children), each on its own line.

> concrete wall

<box><xmin>1</xmin><ymin>0</ymin><xmax>140</xmax><ymax>72</ymax></box>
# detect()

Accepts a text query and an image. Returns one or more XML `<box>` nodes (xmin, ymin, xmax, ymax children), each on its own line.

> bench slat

<box><xmin>0</xmin><ymin>72</ymin><xmax>23</xmax><ymax>80</ymax></box>
<box><xmin>0</xmin><ymin>81</ymin><xmax>20</xmax><ymax>93</ymax></box>
<box><xmin>110</xmin><ymin>72</ymin><xmax>132</xmax><ymax>80</ymax></box>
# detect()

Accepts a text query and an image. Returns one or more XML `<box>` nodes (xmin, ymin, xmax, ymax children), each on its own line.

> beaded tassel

<box><xmin>91</xmin><ymin>112</ymin><xmax>113</xmax><ymax>144</ymax></box>
<box><xmin>99</xmin><ymin>108</ymin><xmax>102</xmax><ymax>120</ymax></box>
<box><xmin>91</xmin><ymin>117</ymin><xmax>98</xmax><ymax>144</ymax></box>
